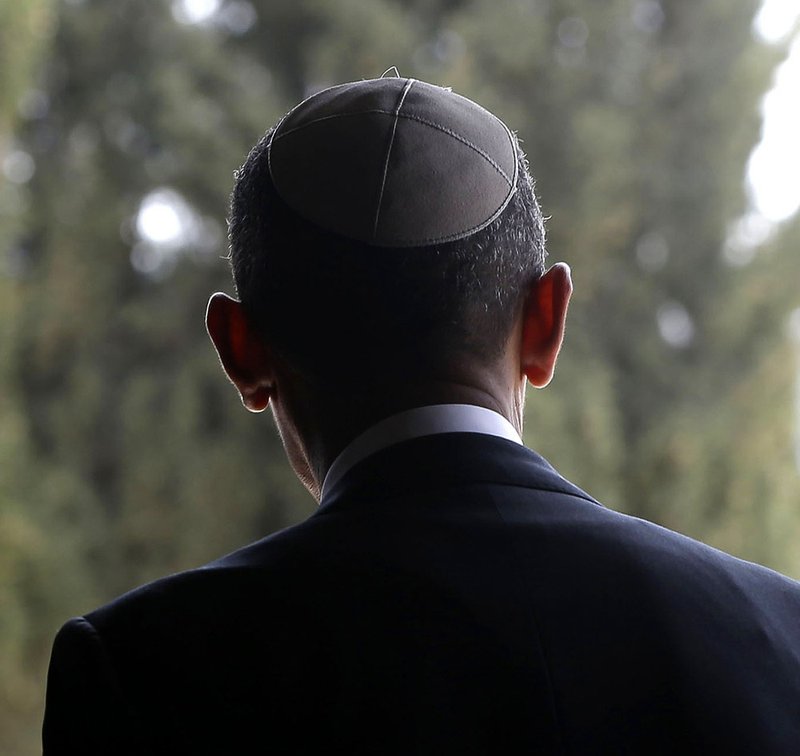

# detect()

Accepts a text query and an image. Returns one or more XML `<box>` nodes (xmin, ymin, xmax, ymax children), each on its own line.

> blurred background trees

<box><xmin>1</xmin><ymin>0</ymin><xmax>798</xmax><ymax>751</ymax></box>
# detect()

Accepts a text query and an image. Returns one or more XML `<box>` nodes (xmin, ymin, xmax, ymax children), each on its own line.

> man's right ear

<box><xmin>205</xmin><ymin>293</ymin><xmax>274</xmax><ymax>412</ymax></box>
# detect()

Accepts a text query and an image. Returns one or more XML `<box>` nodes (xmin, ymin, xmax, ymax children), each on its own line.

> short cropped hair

<box><xmin>228</xmin><ymin>127</ymin><xmax>547</xmax><ymax>383</ymax></box>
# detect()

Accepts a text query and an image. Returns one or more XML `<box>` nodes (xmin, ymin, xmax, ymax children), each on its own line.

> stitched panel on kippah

<box><xmin>267</xmin><ymin>77</ymin><xmax>519</xmax><ymax>247</ymax></box>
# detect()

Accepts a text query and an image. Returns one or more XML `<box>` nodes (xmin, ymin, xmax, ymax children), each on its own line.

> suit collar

<box><xmin>318</xmin><ymin>432</ymin><xmax>598</xmax><ymax>513</ymax></box>
<box><xmin>320</xmin><ymin>404</ymin><xmax>522</xmax><ymax>499</ymax></box>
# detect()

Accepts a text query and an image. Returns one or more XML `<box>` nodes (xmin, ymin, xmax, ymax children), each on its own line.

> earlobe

<box><xmin>520</xmin><ymin>263</ymin><xmax>572</xmax><ymax>388</ymax></box>
<box><xmin>205</xmin><ymin>293</ymin><xmax>274</xmax><ymax>413</ymax></box>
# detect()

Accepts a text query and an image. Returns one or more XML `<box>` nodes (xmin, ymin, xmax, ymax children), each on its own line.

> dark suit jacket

<box><xmin>44</xmin><ymin>433</ymin><xmax>800</xmax><ymax>754</ymax></box>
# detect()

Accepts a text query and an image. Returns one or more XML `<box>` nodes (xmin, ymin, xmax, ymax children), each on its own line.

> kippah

<box><xmin>267</xmin><ymin>75</ymin><xmax>518</xmax><ymax>248</ymax></box>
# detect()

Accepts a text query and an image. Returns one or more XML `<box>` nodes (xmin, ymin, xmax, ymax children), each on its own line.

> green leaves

<box><xmin>2</xmin><ymin>1</ymin><xmax>799</xmax><ymax>750</ymax></box>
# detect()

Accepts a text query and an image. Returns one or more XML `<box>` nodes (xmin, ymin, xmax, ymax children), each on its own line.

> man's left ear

<box><xmin>205</xmin><ymin>293</ymin><xmax>274</xmax><ymax>412</ymax></box>
<box><xmin>520</xmin><ymin>262</ymin><xmax>572</xmax><ymax>388</ymax></box>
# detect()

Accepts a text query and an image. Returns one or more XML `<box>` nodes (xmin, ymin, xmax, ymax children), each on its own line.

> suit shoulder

<box><xmin>495</xmin><ymin>475</ymin><xmax>800</xmax><ymax>629</ymax></box>
<box><xmin>84</xmin><ymin>516</ymin><xmax>329</xmax><ymax>637</ymax></box>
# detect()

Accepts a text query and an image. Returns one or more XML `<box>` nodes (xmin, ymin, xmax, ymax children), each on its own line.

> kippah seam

<box><xmin>374</xmin><ymin>184</ymin><xmax>517</xmax><ymax>248</ymax></box>
<box><xmin>372</xmin><ymin>79</ymin><xmax>416</xmax><ymax>240</ymax></box>
<box><xmin>272</xmin><ymin>110</ymin><xmax>514</xmax><ymax>190</ymax></box>
<box><xmin>267</xmin><ymin>77</ymin><xmax>520</xmax><ymax>248</ymax></box>
<box><xmin>395</xmin><ymin>112</ymin><xmax>514</xmax><ymax>188</ymax></box>
<box><xmin>272</xmin><ymin>109</ymin><xmax>398</xmax><ymax>142</ymax></box>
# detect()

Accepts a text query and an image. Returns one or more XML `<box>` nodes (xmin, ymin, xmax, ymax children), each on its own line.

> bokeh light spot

<box><xmin>172</xmin><ymin>0</ymin><xmax>221</xmax><ymax>25</ymax></box>
<box><xmin>2</xmin><ymin>150</ymin><xmax>36</xmax><ymax>184</ymax></box>
<box><xmin>748</xmin><ymin>3</ymin><xmax>800</xmax><ymax>222</ymax></box>
<box><xmin>557</xmin><ymin>16</ymin><xmax>589</xmax><ymax>48</ymax></box>
<box><xmin>657</xmin><ymin>302</ymin><xmax>695</xmax><ymax>349</ymax></box>
<box><xmin>754</xmin><ymin>0</ymin><xmax>800</xmax><ymax>43</ymax></box>
<box><xmin>136</xmin><ymin>191</ymin><xmax>186</xmax><ymax>246</ymax></box>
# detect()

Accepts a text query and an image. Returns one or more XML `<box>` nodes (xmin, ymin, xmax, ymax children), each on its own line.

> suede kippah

<box><xmin>267</xmin><ymin>75</ymin><xmax>518</xmax><ymax>247</ymax></box>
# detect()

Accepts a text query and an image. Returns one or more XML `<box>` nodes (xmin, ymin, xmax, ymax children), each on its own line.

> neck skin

<box><xmin>269</xmin><ymin>342</ymin><xmax>527</xmax><ymax>500</ymax></box>
<box><xmin>205</xmin><ymin>262</ymin><xmax>572</xmax><ymax>503</ymax></box>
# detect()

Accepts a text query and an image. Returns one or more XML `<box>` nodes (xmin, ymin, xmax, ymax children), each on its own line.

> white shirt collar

<box><xmin>320</xmin><ymin>404</ymin><xmax>522</xmax><ymax>499</ymax></box>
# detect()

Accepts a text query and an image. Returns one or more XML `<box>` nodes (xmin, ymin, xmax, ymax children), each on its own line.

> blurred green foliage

<box><xmin>1</xmin><ymin>0</ymin><xmax>799</xmax><ymax>751</ymax></box>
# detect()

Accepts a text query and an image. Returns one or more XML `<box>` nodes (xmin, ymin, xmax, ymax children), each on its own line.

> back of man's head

<box><xmin>227</xmin><ymin>76</ymin><xmax>547</xmax><ymax>385</ymax></box>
